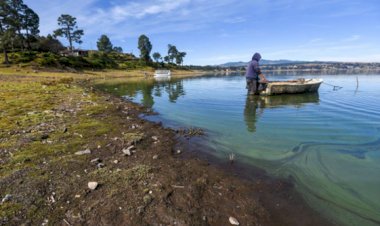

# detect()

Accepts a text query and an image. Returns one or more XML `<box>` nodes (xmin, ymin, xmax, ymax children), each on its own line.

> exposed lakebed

<box><xmin>97</xmin><ymin>73</ymin><xmax>380</xmax><ymax>226</ymax></box>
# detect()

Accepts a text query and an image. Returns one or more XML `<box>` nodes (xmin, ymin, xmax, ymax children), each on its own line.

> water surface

<box><xmin>97</xmin><ymin>73</ymin><xmax>380</xmax><ymax>226</ymax></box>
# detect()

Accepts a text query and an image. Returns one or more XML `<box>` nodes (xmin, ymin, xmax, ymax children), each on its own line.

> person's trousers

<box><xmin>246</xmin><ymin>78</ymin><xmax>259</xmax><ymax>95</ymax></box>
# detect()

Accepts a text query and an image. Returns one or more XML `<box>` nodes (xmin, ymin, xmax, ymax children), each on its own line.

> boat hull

<box><xmin>154</xmin><ymin>70</ymin><xmax>171</xmax><ymax>79</ymax></box>
<box><xmin>260</xmin><ymin>79</ymin><xmax>323</xmax><ymax>95</ymax></box>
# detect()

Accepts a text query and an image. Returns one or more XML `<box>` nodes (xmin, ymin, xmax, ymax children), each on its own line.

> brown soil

<box><xmin>0</xmin><ymin>74</ymin><xmax>333</xmax><ymax>226</ymax></box>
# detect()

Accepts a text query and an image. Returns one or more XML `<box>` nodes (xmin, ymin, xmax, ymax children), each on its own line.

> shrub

<box><xmin>8</xmin><ymin>51</ymin><xmax>37</xmax><ymax>63</ymax></box>
<box><xmin>36</xmin><ymin>53</ymin><xmax>58</xmax><ymax>66</ymax></box>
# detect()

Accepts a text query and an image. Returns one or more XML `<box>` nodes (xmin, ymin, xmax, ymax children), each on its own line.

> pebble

<box><xmin>75</xmin><ymin>149</ymin><xmax>91</xmax><ymax>155</ymax></box>
<box><xmin>1</xmin><ymin>194</ymin><xmax>12</xmax><ymax>203</ymax></box>
<box><xmin>176</xmin><ymin>150</ymin><xmax>182</xmax><ymax>154</ymax></box>
<box><xmin>96</xmin><ymin>163</ymin><xmax>105</xmax><ymax>168</ymax></box>
<box><xmin>41</xmin><ymin>219</ymin><xmax>49</xmax><ymax>226</ymax></box>
<box><xmin>88</xmin><ymin>182</ymin><xmax>98</xmax><ymax>190</ymax></box>
<box><xmin>122</xmin><ymin>145</ymin><xmax>135</xmax><ymax>156</ymax></box>
<box><xmin>153</xmin><ymin>155</ymin><xmax>158</xmax><ymax>160</ymax></box>
<box><xmin>113</xmin><ymin>160</ymin><xmax>119</xmax><ymax>164</ymax></box>
<box><xmin>90</xmin><ymin>158</ymin><xmax>100</xmax><ymax>163</ymax></box>
<box><xmin>122</xmin><ymin>149</ymin><xmax>131</xmax><ymax>156</ymax></box>
<box><xmin>229</xmin><ymin>216</ymin><xmax>239</xmax><ymax>225</ymax></box>
<box><xmin>151</xmin><ymin>136</ymin><xmax>158</xmax><ymax>141</ymax></box>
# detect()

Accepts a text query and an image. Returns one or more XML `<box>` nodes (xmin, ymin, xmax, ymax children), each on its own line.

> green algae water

<box><xmin>97</xmin><ymin>73</ymin><xmax>380</xmax><ymax>226</ymax></box>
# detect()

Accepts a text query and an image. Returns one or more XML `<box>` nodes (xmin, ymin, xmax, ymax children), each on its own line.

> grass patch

<box><xmin>91</xmin><ymin>165</ymin><xmax>152</xmax><ymax>186</ymax></box>
<box><xmin>0</xmin><ymin>203</ymin><xmax>23</xmax><ymax>219</ymax></box>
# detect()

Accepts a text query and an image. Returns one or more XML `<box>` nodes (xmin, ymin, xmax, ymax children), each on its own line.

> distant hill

<box><xmin>219</xmin><ymin>59</ymin><xmax>307</xmax><ymax>67</ymax></box>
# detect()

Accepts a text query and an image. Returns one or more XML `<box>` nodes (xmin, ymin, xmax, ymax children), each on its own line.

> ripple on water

<box><xmin>277</xmin><ymin>138</ymin><xmax>380</xmax><ymax>226</ymax></box>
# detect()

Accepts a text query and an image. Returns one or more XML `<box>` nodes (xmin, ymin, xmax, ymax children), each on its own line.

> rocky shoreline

<box><xmin>0</xmin><ymin>73</ymin><xmax>332</xmax><ymax>225</ymax></box>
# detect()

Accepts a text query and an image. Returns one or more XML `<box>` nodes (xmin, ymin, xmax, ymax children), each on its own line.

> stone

<box><xmin>75</xmin><ymin>149</ymin><xmax>91</xmax><ymax>155</ymax></box>
<box><xmin>153</xmin><ymin>155</ymin><xmax>158</xmax><ymax>160</ymax></box>
<box><xmin>1</xmin><ymin>194</ymin><xmax>12</xmax><ymax>203</ymax></box>
<box><xmin>96</xmin><ymin>163</ymin><xmax>105</xmax><ymax>168</ymax></box>
<box><xmin>90</xmin><ymin>158</ymin><xmax>100</xmax><ymax>163</ymax></box>
<box><xmin>122</xmin><ymin>148</ymin><xmax>131</xmax><ymax>156</ymax></box>
<box><xmin>41</xmin><ymin>219</ymin><xmax>49</xmax><ymax>226</ymax></box>
<box><xmin>229</xmin><ymin>217</ymin><xmax>239</xmax><ymax>225</ymax></box>
<box><xmin>88</xmin><ymin>182</ymin><xmax>98</xmax><ymax>190</ymax></box>
<box><xmin>122</xmin><ymin>145</ymin><xmax>135</xmax><ymax>156</ymax></box>
<box><xmin>176</xmin><ymin>150</ymin><xmax>182</xmax><ymax>154</ymax></box>
<box><xmin>113</xmin><ymin>160</ymin><xmax>119</xmax><ymax>164</ymax></box>
<box><xmin>151</xmin><ymin>136</ymin><xmax>158</xmax><ymax>141</ymax></box>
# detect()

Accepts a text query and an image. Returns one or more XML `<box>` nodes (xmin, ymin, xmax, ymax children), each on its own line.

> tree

<box><xmin>22</xmin><ymin>5</ymin><xmax>39</xmax><ymax>49</ymax></box>
<box><xmin>175</xmin><ymin>51</ymin><xmax>186</xmax><ymax>65</ymax></box>
<box><xmin>0</xmin><ymin>0</ymin><xmax>39</xmax><ymax>62</ymax></box>
<box><xmin>113</xmin><ymin>46</ymin><xmax>123</xmax><ymax>53</ymax></box>
<box><xmin>7</xmin><ymin>0</ymin><xmax>24</xmax><ymax>50</ymax></box>
<box><xmin>53</xmin><ymin>14</ymin><xmax>83</xmax><ymax>51</ymax></box>
<box><xmin>166</xmin><ymin>44</ymin><xmax>186</xmax><ymax>65</ymax></box>
<box><xmin>138</xmin><ymin>34</ymin><xmax>152</xmax><ymax>62</ymax></box>
<box><xmin>167</xmin><ymin>44</ymin><xmax>178</xmax><ymax>63</ymax></box>
<box><xmin>36</xmin><ymin>34</ymin><xmax>64</xmax><ymax>53</ymax></box>
<box><xmin>163</xmin><ymin>56</ymin><xmax>169</xmax><ymax>63</ymax></box>
<box><xmin>152</xmin><ymin>52</ymin><xmax>161</xmax><ymax>62</ymax></box>
<box><xmin>97</xmin><ymin>34</ymin><xmax>113</xmax><ymax>52</ymax></box>
<box><xmin>0</xmin><ymin>1</ymin><xmax>12</xmax><ymax>64</ymax></box>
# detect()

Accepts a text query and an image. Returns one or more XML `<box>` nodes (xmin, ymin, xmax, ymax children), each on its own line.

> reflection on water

<box><xmin>103</xmin><ymin>78</ymin><xmax>186</xmax><ymax>108</ymax></box>
<box><xmin>244</xmin><ymin>96</ymin><xmax>265</xmax><ymax>133</ymax></box>
<box><xmin>244</xmin><ymin>94</ymin><xmax>320</xmax><ymax>133</ymax></box>
<box><xmin>96</xmin><ymin>74</ymin><xmax>380</xmax><ymax>226</ymax></box>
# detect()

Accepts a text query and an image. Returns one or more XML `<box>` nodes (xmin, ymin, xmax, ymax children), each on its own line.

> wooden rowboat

<box><xmin>259</xmin><ymin>78</ymin><xmax>323</xmax><ymax>95</ymax></box>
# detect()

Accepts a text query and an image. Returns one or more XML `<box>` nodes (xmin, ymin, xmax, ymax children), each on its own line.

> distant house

<box><xmin>59</xmin><ymin>48</ymin><xmax>89</xmax><ymax>57</ymax></box>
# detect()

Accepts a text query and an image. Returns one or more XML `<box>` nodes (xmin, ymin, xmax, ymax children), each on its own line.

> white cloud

<box><xmin>110</xmin><ymin>0</ymin><xmax>191</xmax><ymax>19</ymax></box>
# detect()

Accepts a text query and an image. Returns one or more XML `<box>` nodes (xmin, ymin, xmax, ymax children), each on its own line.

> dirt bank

<box><xmin>0</xmin><ymin>73</ymin><xmax>332</xmax><ymax>225</ymax></box>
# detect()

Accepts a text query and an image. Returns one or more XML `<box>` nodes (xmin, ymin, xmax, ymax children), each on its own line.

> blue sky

<box><xmin>25</xmin><ymin>0</ymin><xmax>380</xmax><ymax>65</ymax></box>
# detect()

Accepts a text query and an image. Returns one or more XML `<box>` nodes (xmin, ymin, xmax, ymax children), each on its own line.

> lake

<box><xmin>97</xmin><ymin>73</ymin><xmax>380</xmax><ymax>226</ymax></box>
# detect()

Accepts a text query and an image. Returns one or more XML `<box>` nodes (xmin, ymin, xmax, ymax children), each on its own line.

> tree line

<box><xmin>0</xmin><ymin>0</ymin><xmax>39</xmax><ymax>64</ymax></box>
<box><xmin>0</xmin><ymin>0</ymin><xmax>186</xmax><ymax>66</ymax></box>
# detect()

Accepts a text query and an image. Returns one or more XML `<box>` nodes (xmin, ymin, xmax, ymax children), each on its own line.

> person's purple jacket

<box><xmin>245</xmin><ymin>53</ymin><xmax>262</xmax><ymax>80</ymax></box>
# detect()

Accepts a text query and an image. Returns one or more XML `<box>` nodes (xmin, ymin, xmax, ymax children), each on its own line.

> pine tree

<box><xmin>53</xmin><ymin>14</ymin><xmax>84</xmax><ymax>51</ymax></box>
<box><xmin>138</xmin><ymin>34</ymin><xmax>152</xmax><ymax>62</ymax></box>
<box><xmin>97</xmin><ymin>34</ymin><xmax>113</xmax><ymax>53</ymax></box>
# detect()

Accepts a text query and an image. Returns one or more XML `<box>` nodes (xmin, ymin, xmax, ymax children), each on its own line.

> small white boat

<box><xmin>154</xmin><ymin>70</ymin><xmax>171</xmax><ymax>78</ymax></box>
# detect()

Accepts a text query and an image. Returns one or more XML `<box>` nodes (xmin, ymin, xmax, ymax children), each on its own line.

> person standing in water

<box><xmin>245</xmin><ymin>53</ymin><xmax>268</xmax><ymax>95</ymax></box>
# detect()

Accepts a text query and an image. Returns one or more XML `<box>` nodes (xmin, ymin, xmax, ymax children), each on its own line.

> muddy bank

<box><xmin>0</xmin><ymin>74</ymin><xmax>332</xmax><ymax>225</ymax></box>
